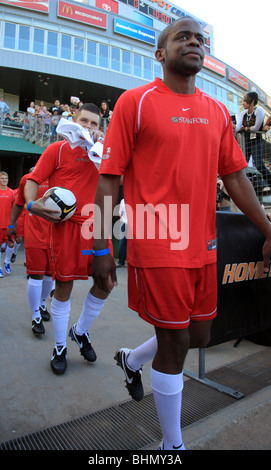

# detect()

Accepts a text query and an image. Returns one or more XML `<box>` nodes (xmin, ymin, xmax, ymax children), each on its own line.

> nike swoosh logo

<box><xmin>63</xmin><ymin>203</ymin><xmax>76</xmax><ymax>214</ymax></box>
<box><xmin>173</xmin><ymin>443</ymin><xmax>183</xmax><ymax>449</ymax></box>
<box><xmin>182</xmin><ymin>108</ymin><xmax>190</xmax><ymax>112</ymax></box>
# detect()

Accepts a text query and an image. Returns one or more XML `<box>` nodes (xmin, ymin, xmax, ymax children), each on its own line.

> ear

<box><xmin>155</xmin><ymin>48</ymin><xmax>165</xmax><ymax>64</ymax></box>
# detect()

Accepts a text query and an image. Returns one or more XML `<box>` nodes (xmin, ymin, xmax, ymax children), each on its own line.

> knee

<box><xmin>54</xmin><ymin>279</ymin><xmax>73</xmax><ymax>301</ymax></box>
<box><xmin>189</xmin><ymin>323</ymin><xmax>212</xmax><ymax>349</ymax></box>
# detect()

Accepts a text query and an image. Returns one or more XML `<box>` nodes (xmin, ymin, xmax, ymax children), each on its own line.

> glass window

<box><xmin>111</xmin><ymin>47</ymin><xmax>120</xmax><ymax>71</ymax></box>
<box><xmin>61</xmin><ymin>34</ymin><xmax>71</xmax><ymax>60</ymax></box>
<box><xmin>196</xmin><ymin>76</ymin><xmax>203</xmax><ymax>89</ymax></box>
<box><xmin>217</xmin><ymin>85</ymin><xmax>222</xmax><ymax>98</ymax></box>
<box><xmin>33</xmin><ymin>28</ymin><xmax>45</xmax><ymax>54</ymax></box>
<box><xmin>4</xmin><ymin>23</ymin><xmax>16</xmax><ymax>49</ymax></box>
<box><xmin>18</xmin><ymin>25</ymin><xmax>30</xmax><ymax>51</ymax></box>
<box><xmin>87</xmin><ymin>40</ymin><xmax>96</xmax><ymax>65</ymax></box>
<box><xmin>203</xmin><ymin>80</ymin><xmax>210</xmax><ymax>93</ymax></box>
<box><xmin>47</xmin><ymin>31</ymin><xmax>58</xmax><ymax>57</ymax></box>
<box><xmin>99</xmin><ymin>44</ymin><xmax>109</xmax><ymax>68</ymax></box>
<box><xmin>74</xmin><ymin>37</ymin><xmax>84</xmax><ymax>62</ymax></box>
<box><xmin>154</xmin><ymin>61</ymin><xmax>162</xmax><ymax>79</ymax></box>
<box><xmin>222</xmin><ymin>88</ymin><xmax>228</xmax><ymax>101</ymax></box>
<box><xmin>210</xmin><ymin>82</ymin><xmax>216</xmax><ymax>95</ymax></box>
<box><xmin>143</xmin><ymin>57</ymin><xmax>152</xmax><ymax>80</ymax></box>
<box><xmin>122</xmin><ymin>50</ymin><xmax>131</xmax><ymax>74</ymax></box>
<box><xmin>133</xmin><ymin>54</ymin><xmax>141</xmax><ymax>77</ymax></box>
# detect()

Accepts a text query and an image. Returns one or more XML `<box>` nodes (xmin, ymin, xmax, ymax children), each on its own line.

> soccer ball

<box><xmin>44</xmin><ymin>187</ymin><xmax>76</xmax><ymax>221</ymax></box>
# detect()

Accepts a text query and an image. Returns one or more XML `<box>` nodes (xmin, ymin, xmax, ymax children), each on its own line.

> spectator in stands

<box><xmin>235</xmin><ymin>92</ymin><xmax>271</xmax><ymax>189</ymax></box>
<box><xmin>62</xmin><ymin>104</ymin><xmax>73</xmax><ymax>121</ymax></box>
<box><xmin>0</xmin><ymin>96</ymin><xmax>9</xmax><ymax>117</ymax></box>
<box><xmin>50</xmin><ymin>109</ymin><xmax>60</xmax><ymax>142</ymax></box>
<box><xmin>100</xmin><ymin>100</ymin><xmax>113</xmax><ymax>120</ymax></box>
<box><xmin>27</xmin><ymin>101</ymin><xmax>35</xmax><ymax>132</ymax></box>
<box><xmin>263</xmin><ymin>115</ymin><xmax>271</xmax><ymax>132</ymax></box>
<box><xmin>48</xmin><ymin>99</ymin><xmax>62</xmax><ymax>116</ymax></box>
<box><xmin>3</xmin><ymin>113</ymin><xmax>12</xmax><ymax>125</ymax></box>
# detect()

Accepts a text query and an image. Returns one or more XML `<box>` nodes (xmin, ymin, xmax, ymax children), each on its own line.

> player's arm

<box><xmin>24</xmin><ymin>179</ymin><xmax>61</xmax><ymax>222</ymax></box>
<box><xmin>7</xmin><ymin>203</ymin><xmax>24</xmax><ymax>242</ymax></box>
<box><xmin>222</xmin><ymin>169</ymin><xmax>271</xmax><ymax>272</ymax></box>
<box><xmin>92</xmin><ymin>174</ymin><xmax>121</xmax><ymax>293</ymax></box>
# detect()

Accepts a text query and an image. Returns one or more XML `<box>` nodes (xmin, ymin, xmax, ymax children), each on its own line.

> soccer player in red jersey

<box><xmin>92</xmin><ymin>18</ymin><xmax>271</xmax><ymax>450</ymax></box>
<box><xmin>0</xmin><ymin>171</ymin><xmax>15</xmax><ymax>277</ymax></box>
<box><xmin>24</xmin><ymin>103</ymin><xmax>113</xmax><ymax>375</ymax></box>
<box><xmin>8</xmin><ymin>172</ymin><xmax>53</xmax><ymax>336</ymax></box>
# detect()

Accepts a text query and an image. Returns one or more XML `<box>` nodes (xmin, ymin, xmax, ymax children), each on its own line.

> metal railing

<box><xmin>234</xmin><ymin>130</ymin><xmax>271</xmax><ymax>206</ymax></box>
<box><xmin>0</xmin><ymin>110</ymin><xmax>111</xmax><ymax>148</ymax></box>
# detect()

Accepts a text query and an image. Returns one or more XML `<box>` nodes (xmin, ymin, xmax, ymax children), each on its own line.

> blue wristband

<box><xmin>8</xmin><ymin>225</ymin><xmax>15</xmax><ymax>229</ymax></box>
<box><xmin>81</xmin><ymin>248</ymin><xmax>110</xmax><ymax>256</ymax></box>
<box><xmin>27</xmin><ymin>201</ymin><xmax>34</xmax><ymax>212</ymax></box>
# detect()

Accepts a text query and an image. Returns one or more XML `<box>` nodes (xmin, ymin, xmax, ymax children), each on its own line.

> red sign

<box><xmin>0</xmin><ymin>0</ymin><xmax>49</xmax><ymax>13</ymax></box>
<box><xmin>228</xmin><ymin>68</ymin><xmax>249</xmax><ymax>90</ymax></box>
<box><xmin>96</xmin><ymin>0</ymin><xmax>118</xmax><ymax>14</ymax></box>
<box><xmin>58</xmin><ymin>0</ymin><xmax>107</xmax><ymax>29</ymax></box>
<box><xmin>203</xmin><ymin>54</ymin><xmax>226</xmax><ymax>77</ymax></box>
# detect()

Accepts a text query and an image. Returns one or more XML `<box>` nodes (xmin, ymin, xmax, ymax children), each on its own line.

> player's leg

<box><xmin>50</xmin><ymin>279</ymin><xmax>73</xmax><ymax>374</ymax></box>
<box><xmin>69</xmin><ymin>283</ymin><xmax>109</xmax><ymax>362</ymax></box>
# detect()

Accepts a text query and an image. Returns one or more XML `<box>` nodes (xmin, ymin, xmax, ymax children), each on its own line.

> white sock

<box><xmin>151</xmin><ymin>367</ymin><xmax>185</xmax><ymax>451</ymax></box>
<box><xmin>75</xmin><ymin>291</ymin><xmax>106</xmax><ymax>336</ymax></box>
<box><xmin>51</xmin><ymin>297</ymin><xmax>70</xmax><ymax>348</ymax></box>
<box><xmin>127</xmin><ymin>336</ymin><xmax>157</xmax><ymax>371</ymax></box>
<box><xmin>4</xmin><ymin>246</ymin><xmax>13</xmax><ymax>264</ymax></box>
<box><xmin>13</xmin><ymin>242</ymin><xmax>21</xmax><ymax>255</ymax></box>
<box><xmin>27</xmin><ymin>278</ymin><xmax>43</xmax><ymax>320</ymax></box>
<box><xmin>40</xmin><ymin>275</ymin><xmax>54</xmax><ymax>307</ymax></box>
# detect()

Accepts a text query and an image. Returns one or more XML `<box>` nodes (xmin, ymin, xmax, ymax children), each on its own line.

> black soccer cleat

<box><xmin>32</xmin><ymin>317</ymin><xmax>45</xmax><ymax>336</ymax></box>
<box><xmin>50</xmin><ymin>346</ymin><xmax>67</xmax><ymax>375</ymax></box>
<box><xmin>114</xmin><ymin>348</ymin><xmax>144</xmax><ymax>402</ymax></box>
<box><xmin>39</xmin><ymin>305</ymin><xmax>51</xmax><ymax>321</ymax></box>
<box><xmin>69</xmin><ymin>325</ymin><xmax>97</xmax><ymax>362</ymax></box>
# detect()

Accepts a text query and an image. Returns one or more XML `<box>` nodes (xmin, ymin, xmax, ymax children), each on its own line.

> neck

<box><xmin>248</xmin><ymin>104</ymin><xmax>255</xmax><ymax>114</ymax></box>
<box><xmin>0</xmin><ymin>185</ymin><xmax>7</xmax><ymax>191</ymax></box>
<box><xmin>162</xmin><ymin>73</ymin><xmax>196</xmax><ymax>94</ymax></box>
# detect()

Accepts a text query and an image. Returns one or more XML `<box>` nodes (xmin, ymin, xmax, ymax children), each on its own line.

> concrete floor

<box><xmin>0</xmin><ymin>246</ymin><xmax>270</xmax><ymax>452</ymax></box>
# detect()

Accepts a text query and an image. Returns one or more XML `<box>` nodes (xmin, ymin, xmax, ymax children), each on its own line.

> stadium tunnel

<box><xmin>1</xmin><ymin>66</ymin><xmax>125</xmax><ymax>114</ymax></box>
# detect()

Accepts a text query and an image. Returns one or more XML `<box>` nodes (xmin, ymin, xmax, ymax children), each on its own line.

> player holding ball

<box><xmin>24</xmin><ymin>103</ymin><xmax>113</xmax><ymax>375</ymax></box>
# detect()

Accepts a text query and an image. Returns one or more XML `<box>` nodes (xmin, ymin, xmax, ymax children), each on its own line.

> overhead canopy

<box><xmin>0</xmin><ymin>135</ymin><xmax>45</xmax><ymax>156</ymax></box>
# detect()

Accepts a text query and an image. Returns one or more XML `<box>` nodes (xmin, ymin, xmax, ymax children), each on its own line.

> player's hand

<box><xmin>27</xmin><ymin>192</ymin><xmax>61</xmax><ymax>222</ymax></box>
<box><xmin>92</xmin><ymin>253</ymin><xmax>117</xmax><ymax>293</ymax></box>
<box><xmin>91</xmin><ymin>130</ymin><xmax>105</xmax><ymax>142</ymax></box>
<box><xmin>7</xmin><ymin>226</ymin><xmax>16</xmax><ymax>243</ymax></box>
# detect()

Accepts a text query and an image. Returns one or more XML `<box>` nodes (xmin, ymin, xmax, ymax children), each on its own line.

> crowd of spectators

<box><xmin>0</xmin><ymin>96</ymin><xmax>113</xmax><ymax>138</ymax></box>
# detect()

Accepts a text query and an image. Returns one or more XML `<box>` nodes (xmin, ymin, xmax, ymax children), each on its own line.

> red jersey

<box><xmin>16</xmin><ymin>173</ymin><xmax>50</xmax><ymax>249</ymax></box>
<box><xmin>0</xmin><ymin>187</ymin><xmax>15</xmax><ymax>228</ymax></box>
<box><xmin>28</xmin><ymin>140</ymin><xmax>99</xmax><ymax>224</ymax></box>
<box><xmin>100</xmin><ymin>78</ymin><xmax>247</xmax><ymax>268</ymax></box>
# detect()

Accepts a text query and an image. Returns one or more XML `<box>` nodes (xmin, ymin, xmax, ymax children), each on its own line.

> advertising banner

<box><xmin>203</xmin><ymin>54</ymin><xmax>226</xmax><ymax>76</ymax></box>
<box><xmin>58</xmin><ymin>0</ymin><xmax>107</xmax><ymax>29</ymax></box>
<box><xmin>114</xmin><ymin>17</ymin><xmax>156</xmax><ymax>45</ymax></box>
<box><xmin>209</xmin><ymin>212</ymin><xmax>271</xmax><ymax>347</ymax></box>
<box><xmin>0</xmin><ymin>0</ymin><xmax>49</xmax><ymax>13</ymax></box>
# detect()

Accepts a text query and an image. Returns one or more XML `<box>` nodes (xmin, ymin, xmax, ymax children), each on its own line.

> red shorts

<box><xmin>128</xmin><ymin>264</ymin><xmax>217</xmax><ymax>329</ymax></box>
<box><xmin>16</xmin><ymin>213</ymin><xmax>25</xmax><ymax>238</ymax></box>
<box><xmin>0</xmin><ymin>228</ymin><xmax>9</xmax><ymax>245</ymax></box>
<box><xmin>25</xmin><ymin>247</ymin><xmax>51</xmax><ymax>276</ymax></box>
<box><xmin>48</xmin><ymin>219</ymin><xmax>113</xmax><ymax>282</ymax></box>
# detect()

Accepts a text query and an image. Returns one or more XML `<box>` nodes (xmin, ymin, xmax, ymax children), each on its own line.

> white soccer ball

<box><xmin>44</xmin><ymin>187</ymin><xmax>76</xmax><ymax>221</ymax></box>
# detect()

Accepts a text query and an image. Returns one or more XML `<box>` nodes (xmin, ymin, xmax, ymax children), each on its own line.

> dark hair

<box><xmin>77</xmin><ymin>103</ymin><xmax>100</xmax><ymax>116</ymax></box>
<box><xmin>244</xmin><ymin>92</ymin><xmax>259</xmax><ymax>106</ymax></box>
